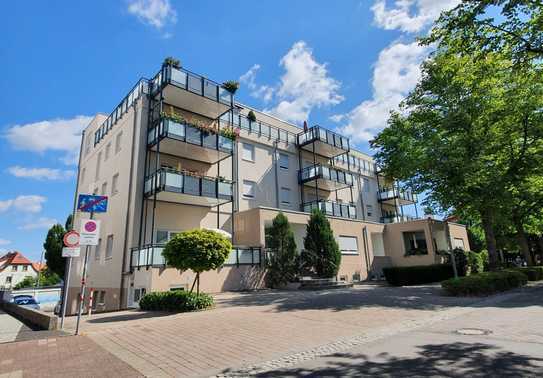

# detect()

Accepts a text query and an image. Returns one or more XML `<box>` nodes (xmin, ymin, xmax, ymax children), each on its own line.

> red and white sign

<box><xmin>63</xmin><ymin>230</ymin><xmax>80</xmax><ymax>248</ymax></box>
<box><xmin>80</xmin><ymin>219</ymin><xmax>101</xmax><ymax>246</ymax></box>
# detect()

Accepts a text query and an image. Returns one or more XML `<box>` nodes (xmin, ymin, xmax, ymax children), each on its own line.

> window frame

<box><xmin>338</xmin><ymin>235</ymin><xmax>359</xmax><ymax>255</ymax></box>
<box><xmin>279</xmin><ymin>152</ymin><xmax>289</xmax><ymax>170</ymax></box>
<box><xmin>242</xmin><ymin>143</ymin><xmax>255</xmax><ymax>162</ymax></box>
<box><xmin>242</xmin><ymin>180</ymin><xmax>256</xmax><ymax>199</ymax></box>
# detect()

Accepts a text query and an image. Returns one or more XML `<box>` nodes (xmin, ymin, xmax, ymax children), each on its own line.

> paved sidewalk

<box><xmin>0</xmin><ymin>310</ymin><xmax>28</xmax><ymax>344</ymax></box>
<box><xmin>63</xmin><ymin>284</ymin><xmax>486</xmax><ymax>377</ymax></box>
<box><xmin>0</xmin><ymin>335</ymin><xmax>142</xmax><ymax>377</ymax></box>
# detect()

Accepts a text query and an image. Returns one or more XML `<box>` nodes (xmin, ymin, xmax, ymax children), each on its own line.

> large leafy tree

<box><xmin>265</xmin><ymin>212</ymin><xmax>298</xmax><ymax>287</ymax></box>
<box><xmin>44</xmin><ymin>223</ymin><xmax>66</xmax><ymax>278</ymax></box>
<box><xmin>371</xmin><ymin>50</ymin><xmax>543</xmax><ymax>269</ymax></box>
<box><xmin>301</xmin><ymin>209</ymin><xmax>341</xmax><ymax>278</ymax></box>
<box><xmin>163</xmin><ymin>229</ymin><xmax>232</xmax><ymax>294</ymax></box>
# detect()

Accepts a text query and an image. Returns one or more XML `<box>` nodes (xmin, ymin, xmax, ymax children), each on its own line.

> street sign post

<box><xmin>79</xmin><ymin>219</ymin><xmax>101</xmax><ymax>246</ymax></box>
<box><xmin>77</xmin><ymin>194</ymin><xmax>108</xmax><ymax>213</ymax></box>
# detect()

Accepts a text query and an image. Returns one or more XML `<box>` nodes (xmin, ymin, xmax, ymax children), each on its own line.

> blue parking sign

<box><xmin>77</xmin><ymin>194</ymin><xmax>108</xmax><ymax>213</ymax></box>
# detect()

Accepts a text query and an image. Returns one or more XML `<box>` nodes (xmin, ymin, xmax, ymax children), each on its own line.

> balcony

<box><xmin>144</xmin><ymin>168</ymin><xmax>233</xmax><ymax>207</ymax></box>
<box><xmin>378</xmin><ymin>188</ymin><xmax>418</xmax><ymax>205</ymax></box>
<box><xmin>303</xmin><ymin>200</ymin><xmax>357</xmax><ymax>219</ymax></box>
<box><xmin>381</xmin><ymin>214</ymin><xmax>419</xmax><ymax>224</ymax></box>
<box><xmin>131</xmin><ymin>244</ymin><xmax>262</xmax><ymax>269</ymax></box>
<box><xmin>150</xmin><ymin>65</ymin><xmax>233</xmax><ymax>119</ymax></box>
<box><xmin>148</xmin><ymin>117</ymin><xmax>234</xmax><ymax>163</ymax></box>
<box><xmin>297</xmin><ymin>126</ymin><xmax>350</xmax><ymax>158</ymax></box>
<box><xmin>299</xmin><ymin>164</ymin><xmax>354</xmax><ymax>191</ymax></box>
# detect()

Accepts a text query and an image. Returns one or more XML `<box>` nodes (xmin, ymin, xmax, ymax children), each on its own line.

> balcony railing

<box><xmin>303</xmin><ymin>200</ymin><xmax>357</xmax><ymax>219</ymax></box>
<box><xmin>148</xmin><ymin>117</ymin><xmax>234</xmax><ymax>160</ymax></box>
<box><xmin>381</xmin><ymin>214</ymin><xmax>419</xmax><ymax>224</ymax></box>
<box><xmin>145</xmin><ymin>168</ymin><xmax>233</xmax><ymax>206</ymax></box>
<box><xmin>131</xmin><ymin>244</ymin><xmax>262</xmax><ymax>269</ymax></box>
<box><xmin>151</xmin><ymin>65</ymin><xmax>233</xmax><ymax>106</ymax></box>
<box><xmin>299</xmin><ymin>164</ymin><xmax>354</xmax><ymax>190</ymax></box>
<box><xmin>297</xmin><ymin>126</ymin><xmax>350</xmax><ymax>158</ymax></box>
<box><xmin>378</xmin><ymin>188</ymin><xmax>418</xmax><ymax>203</ymax></box>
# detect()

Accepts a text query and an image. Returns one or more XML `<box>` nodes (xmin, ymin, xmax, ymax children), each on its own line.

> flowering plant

<box><xmin>220</xmin><ymin>127</ymin><xmax>240</xmax><ymax>141</ymax></box>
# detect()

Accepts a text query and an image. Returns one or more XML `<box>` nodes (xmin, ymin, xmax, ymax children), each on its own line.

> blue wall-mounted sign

<box><xmin>77</xmin><ymin>194</ymin><xmax>108</xmax><ymax>213</ymax></box>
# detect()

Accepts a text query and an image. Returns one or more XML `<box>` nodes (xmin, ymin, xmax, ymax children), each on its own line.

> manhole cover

<box><xmin>456</xmin><ymin>328</ymin><xmax>492</xmax><ymax>335</ymax></box>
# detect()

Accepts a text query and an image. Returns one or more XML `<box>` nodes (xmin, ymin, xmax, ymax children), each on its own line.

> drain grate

<box><xmin>456</xmin><ymin>328</ymin><xmax>492</xmax><ymax>336</ymax></box>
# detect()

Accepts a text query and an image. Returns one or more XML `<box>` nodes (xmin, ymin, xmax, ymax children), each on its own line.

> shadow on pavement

<box><xmin>255</xmin><ymin>342</ymin><xmax>543</xmax><ymax>377</ymax></box>
<box><xmin>87</xmin><ymin>311</ymin><xmax>173</xmax><ymax>324</ymax></box>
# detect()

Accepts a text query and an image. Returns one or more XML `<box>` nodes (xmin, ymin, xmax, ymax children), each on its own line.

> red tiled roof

<box><xmin>0</xmin><ymin>251</ymin><xmax>39</xmax><ymax>272</ymax></box>
<box><xmin>32</xmin><ymin>262</ymin><xmax>46</xmax><ymax>272</ymax></box>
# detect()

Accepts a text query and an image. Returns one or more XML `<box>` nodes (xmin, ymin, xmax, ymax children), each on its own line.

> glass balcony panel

<box><xmin>337</xmin><ymin>170</ymin><xmax>345</xmax><ymax>183</ymax></box>
<box><xmin>224</xmin><ymin>249</ymin><xmax>238</xmax><ymax>265</ymax></box>
<box><xmin>144</xmin><ymin>177</ymin><xmax>154</xmax><ymax>194</ymax></box>
<box><xmin>170</xmin><ymin>68</ymin><xmax>187</xmax><ymax>88</ymax></box>
<box><xmin>321</xmin><ymin>166</ymin><xmax>330</xmax><ymax>180</ymax></box>
<box><xmin>188</xmin><ymin>74</ymin><xmax>202</xmax><ymax>94</ymax></box>
<box><xmin>279</xmin><ymin>130</ymin><xmax>287</xmax><ymax>142</ymax></box>
<box><xmin>138</xmin><ymin>249</ymin><xmax>147</xmax><ymax>266</ymax></box>
<box><xmin>218</xmin><ymin>181</ymin><xmax>232</xmax><ymax>198</ymax></box>
<box><xmin>270</xmin><ymin>128</ymin><xmax>279</xmax><ymax>140</ymax></box>
<box><xmin>319</xmin><ymin>128</ymin><xmax>327</xmax><ymax>142</ymax></box>
<box><xmin>152</xmin><ymin>247</ymin><xmax>165</xmax><ymax>265</ymax></box>
<box><xmin>325</xmin><ymin>201</ymin><xmax>334</xmax><ymax>215</ymax></box>
<box><xmin>303</xmin><ymin>203</ymin><xmax>312</xmax><ymax>213</ymax></box>
<box><xmin>261</xmin><ymin>124</ymin><xmax>270</xmax><ymax>138</ymax></box>
<box><xmin>240</xmin><ymin>117</ymin><xmax>250</xmax><ymax>130</ymax></box>
<box><xmin>148</xmin><ymin>127</ymin><xmax>157</xmax><ymax>145</ymax></box>
<box><xmin>184</xmin><ymin>176</ymin><xmax>200</xmax><ymax>195</ymax></box>
<box><xmin>167</xmin><ymin>120</ymin><xmax>185</xmax><ymax>139</ymax></box>
<box><xmin>333</xmin><ymin>203</ymin><xmax>341</xmax><ymax>216</ymax></box>
<box><xmin>186</xmin><ymin>125</ymin><xmax>202</xmax><ymax>145</ymax></box>
<box><xmin>164</xmin><ymin>172</ymin><xmax>183</xmax><ymax>192</ymax></box>
<box><xmin>288</xmin><ymin>133</ymin><xmax>296</xmax><ymax>144</ymax></box>
<box><xmin>346</xmin><ymin>173</ymin><xmax>353</xmax><ymax>185</ymax></box>
<box><xmin>218</xmin><ymin>87</ymin><xmax>232</xmax><ymax>105</ymax></box>
<box><xmin>202</xmin><ymin>132</ymin><xmax>217</xmax><ymax>149</ymax></box>
<box><xmin>253</xmin><ymin>249</ymin><xmax>261</xmax><ymax>264</ymax></box>
<box><xmin>201</xmin><ymin>178</ymin><xmax>217</xmax><ymax>198</ymax></box>
<box><xmin>239</xmin><ymin>249</ymin><xmax>253</xmax><ymax>264</ymax></box>
<box><xmin>203</xmin><ymin>80</ymin><xmax>218</xmax><ymax>100</ymax></box>
<box><xmin>218</xmin><ymin>136</ymin><xmax>233</xmax><ymax>151</ymax></box>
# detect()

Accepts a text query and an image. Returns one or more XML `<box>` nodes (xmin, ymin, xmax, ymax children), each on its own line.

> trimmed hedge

<box><xmin>507</xmin><ymin>267</ymin><xmax>543</xmax><ymax>281</ymax></box>
<box><xmin>383</xmin><ymin>264</ymin><xmax>455</xmax><ymax>286</ymax></box>
<box><xmin>139</xmin><ymin>291</ymin><xmax>214</xmax><ymax>312</ymax></box>
<box><xmin>442</xmin><ymin>270</ymin><xmax>528</xmax><ymax>296</ymax></box>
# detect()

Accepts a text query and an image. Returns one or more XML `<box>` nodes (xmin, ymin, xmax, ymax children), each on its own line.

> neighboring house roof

<box><xmin>0</xmin><ymin>251</ymin><xmax>42</xmax><ymax>273</ymax></box>
<box><xmin>31</xmin><ymin>262</ymin><xmax>46</xmax><ymax>272</ymax></box>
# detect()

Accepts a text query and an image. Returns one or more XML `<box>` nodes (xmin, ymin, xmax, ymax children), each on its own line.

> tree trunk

<box><xmin>481</xmin><ymin>208</ymin><xmax>499</xmax><ymax>270</ymax></box>
<box><xmin>537</xmin><ymin>236</ymin><xmax>543</xmax><ymax>266</ymax></box>
<box><xmin>196</xmin><ymin>273</ymin><xmax>200</xmax><ymax>295</ymax></box>
<box><xmin>513</xmin><ymin>218</ymin><xmax>534</xmax><ymax>266</ymax></box>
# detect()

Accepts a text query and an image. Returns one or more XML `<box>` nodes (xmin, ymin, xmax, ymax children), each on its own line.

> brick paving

<box><xmin>0</xmin><ymin>335</ymin><xmax>142</xmax><ymax>377</ymax></box>
<box><xmin>61</xmin><ymin>283</ymin><xmax>485</xmax><ymax>377</ymax></box>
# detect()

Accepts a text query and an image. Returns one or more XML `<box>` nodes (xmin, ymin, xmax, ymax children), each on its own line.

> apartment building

<box><xmin>66</xmin><ymin>62</ymin><xmax>470</xmax><ymax>313</ymax></box>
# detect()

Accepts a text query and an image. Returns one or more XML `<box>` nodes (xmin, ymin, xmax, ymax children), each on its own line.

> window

<box><xmin>111</xmin><ymin>173</ymin><xmax>119</xmax><ymax>196</ymax></box>
<box><xmin>105</xmin><ymin>142</ymin><xmax>111</xmax><ymax>161</ymax></box>
<box><xmin>101</xmin><ymin>181</ymin><xmax>107</xmax><ymax>195</ymax></box>
<box><xmin>366</xmin><ymin>205</ymin><xmax>373</xmax><ymax>217</ymax></box>
<box><xmin>105</xmin><ymin>235</ymin><xmax>114</xmax><ymax>259</ymax></box>
<box><xmin>95</xmin><ymin>152</ymin><xmax>102</xmax><ymax>180</ymax></box>
<box><xmin>453</xmin><ymin>238</ymin><xmax>465</xmax><ymax>250</ymax></box>
<box><xmin>97</xmin><ymin>290</ymin><xmax>106</xmax><ymax>305</ymax></box>
<box><xmin>279</xmin><ymin>153</ymin><xmax>289</xmax><ymax>169</ymax></box>
<box><xmin>134</xmin><ymin>288</ymin><xmax>146</xmax><ymax>302</ymax></box>
<box><xmin>280</xmin><ymin>187</ymin><xmax>291</xmax><ymax>205</ymax></box>
<box><xmin>11</xmin><ymin>266</ymin><xmax>17</xmax><ymax>272</ymax></box>
<box><xmin>6</xmin><ymin>276</ymin><xmax>12</xmax><ymax>284</ymax></box>
<box><xmin>22</xmin><ymin>265</ymin><xmax>28</xmax><ymax>272</ymax></box>
<box><xmin>363</xmin><ymin>177</ymin><xmax>370</xmax><ymax>193</ymax></box>
<box><xmin>403</xmin><ymin>231</ymin><xmax>428</xmax><ymax>256</ymax></box>
<box><xmin>242</xmin><ymin>143</ymin><xmax>255</xmax><ymax>162</ymax></box>
<box><xmin>80</xmin><ymin>168</ymin><xmax>86</xmax><ymax>184</ymax></box>
<box><xmin>115</xmin><ymin>132</ymin><xmax>123</xmax><ymax>154</ymax></box>
<box><xmin>95</xmin><ymin>238</ymin><xmax>102</xmax><ymax>260</ymax></box>
<box><xmin>338</xmin><ymin>236</ymin><xmax>359</xmax><ymax>255</ymax></box>
<box><xmin>85</xmin><ymin>134</ymin><xmax>92</xmax><ymax>156</ymax></box>
<box><xmin>242</xmin><ymin>180</ymin><xmax>256</xmax><ymax>198</ymax></box>
<box><xmin>156</xmin><ymin>230</ymin><xmax>178</xmax><ymax>244</ymax></box>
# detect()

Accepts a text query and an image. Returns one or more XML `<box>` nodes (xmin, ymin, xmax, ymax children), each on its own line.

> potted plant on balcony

<box><xmin>162</xmin><ymin>56</ymin><xmax>181</xmax><ymax>69</ymax></box>
<box><xmin>222</xmin><ymin>80</ymin><xmax>239</xmax><ymax>94</ymax></box>
<box><xmin>161</xmin><ymin>111</ymin><xmax>186</xmax><ymax>124</ymax></box>
<box><xmin>247</xmin><ymin>110</ymin><xmax>257</xmax><ymax>123</ymax></box>
<box><xmin>220</xmin><ymin>126</ymin><xmax>240</xmax><ymax>141</ymax></box>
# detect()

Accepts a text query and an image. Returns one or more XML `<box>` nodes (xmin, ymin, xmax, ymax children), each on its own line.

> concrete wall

<box><xmin>0</xmin><ymin>301</ymin><xmax>58</xmax><ymax>330</ymax></box>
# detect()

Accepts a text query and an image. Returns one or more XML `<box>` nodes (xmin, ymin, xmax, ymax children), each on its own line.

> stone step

<box><xmin>299</xmin><ymin>282</ymin><xmax>353</xmax><ymax>290</ymax></box>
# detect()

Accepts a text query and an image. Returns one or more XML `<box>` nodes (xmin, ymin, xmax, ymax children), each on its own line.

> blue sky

<box><xmin>0</xmin><ymin>0</ymin><xmax>458</xmax><ymax>261</ymax></box>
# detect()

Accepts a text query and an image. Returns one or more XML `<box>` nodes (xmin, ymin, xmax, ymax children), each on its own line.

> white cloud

<box><xmin>372</xmin><ymin>0</ymin><xmax>460</xmax><ymax>33</ymax></box>
<box><xmin>5</xmin><ymin>115</ymin><xmax>92</xmax><ymax>166</ymax></box>
<box><xmin>18</xmin><ymin>217</ymin><xmax>57</xmax><ymax>231</ymax></box>
<box><xmin>0</xmin><ymin>239</ymin><xmax>11</xmax><ymax>246</ymax></box>
<box><xmin>127</xmin><ymin>0</ymin><xmax>177</xmax><ymax>29</ymax></box>
<box><xmin>239</xmin><ymin>64</ymin><xmax>274</xmax><ymax>102</ymax></box>
<box><xmin>267</xmin><ymin>41</ymin><xmax>344</xmax><ymax>124</ymax></box>
<box><xmin>340</xmin><ymin>41</ymin><xmax>429</xmax><ymax>142</ymax></box>
<box><xmin>0</xmin><ymin>195</ymin><xmax>47</xmax><ymax>214</ymax></box>
<box><xmin>8</xmin><ymin>166</ymin><xmax>75</xmax><ymax>181</ymax></box>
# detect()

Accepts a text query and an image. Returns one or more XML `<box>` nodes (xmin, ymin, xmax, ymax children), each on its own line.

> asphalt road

<box><xmin>259</xmin><ymin>285</ymin><xmax>543</xmax><ymax>377</ymax></box>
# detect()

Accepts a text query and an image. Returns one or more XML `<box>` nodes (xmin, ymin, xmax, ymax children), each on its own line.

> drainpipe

<box><xmin>273</xmin><ymin>140</ymin><xmax>280</xmax><ymax>208</ymax></box>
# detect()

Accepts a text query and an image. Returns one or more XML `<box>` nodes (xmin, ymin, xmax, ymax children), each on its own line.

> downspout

<box><xmin>119</xmin><ymin>99</ymin><xmax>140</xmax><ymax>309</ymax></box>
<box><xmin>273</xmin><ymin>140</ymin><xmax>280</xmax><ymax>208</ymax></box>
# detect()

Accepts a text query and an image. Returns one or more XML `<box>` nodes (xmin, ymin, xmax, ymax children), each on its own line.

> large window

<box><xmin>242</xmin><ymin>143</ymin><xmax>255</xmax><ymax>162</ymax></box>
<box><xmin>115</xmin><ymin>132</ymin><xmax>123</xmax><ymax>154</ymax></box>
<box><xmin>156</xmin><ymin>230</ymin><xmax>179</xmax><ymax>244</ymax></box>
<box><xmin>280</xmin><ymin>187</ymin><xmax>291</xmax><ymax>205</ymax></box>
<box><xmin>95</xmin><ymin>238</ymin><xmax>102</xmax><ymax>260</ymax></box>
<box><xmin>111</xmin><ymin>173</ymin><xmax>119</xmax><ymax>196</ymax></box>
<box><xmin>338</xmin><ymin>236</ymin><xmax>359</xmax><ymax>255</ymax></box>
<box><xmin>243</xmin><ymin>180</ymin><xmax>256</xmax><ymax>198</ymax></box>
<box><xmin>403</xmin><ymin>231</ymin><xmax>428</xmax><ymax>256</ymax></box>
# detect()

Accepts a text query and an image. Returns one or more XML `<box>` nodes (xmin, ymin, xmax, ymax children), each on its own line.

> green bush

<box><xmin>139</xmin><ymin>291</ymin><xmax>213</xmax><ymax>312</ymax></box>
<box><xmin>383</xmin><ymin>264</ymin><xmax>454</xmax><ymax>286</ymax></box>
<box><xmin>442</xmin><ymin>270</ymin><xmax>528</xmax><ymax>296</ymax></box>
<box><xmin>506</xmin><ymin>267</ymin><xmax>543</xmax><ymax>281</ymax></box>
